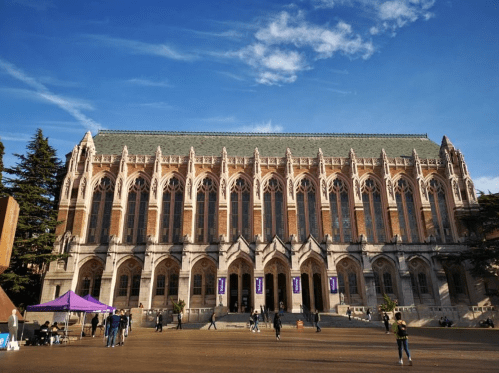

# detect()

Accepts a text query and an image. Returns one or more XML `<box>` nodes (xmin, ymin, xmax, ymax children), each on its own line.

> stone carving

<box><xmin>64</xmin><ymin>178</ymin><xmax>71</xmax><ymax>199</ymax></box>
<box><xmin>256</xmin><ymin>179</ymin><xmax>260</xmax><ymax>199</ymax></box>
<box><xmin>152</xmin><ymin>178</ymin><xmax>158</xmax><ymax>199</ymax></box>
<box><xmin>117</xmin><ymin>178</ymin><xmax>123</xmax><ymax>199</ymax></box>
<box><xmin>80</xmin><ymin>177</ymin><xmax>86</xmax><ymax>198</ymax></box>
<box><xmin>221</xmin><ymin>178</ymin><xmax>227</xmax><ymax>199</ymax></box>
<box><xmin>288</xmin><ymin>179</ymin><xmax>293</xmax><ymax>198</ymax></box>
<box><xmin>322</xmin><ymin>179</ymin><xmax>327</xmax><ymax>198</ymax></box>
<box><xmin>467</xmin><ymin>180</ymin><xmax>476</xmax><ymax>202</ymax></box>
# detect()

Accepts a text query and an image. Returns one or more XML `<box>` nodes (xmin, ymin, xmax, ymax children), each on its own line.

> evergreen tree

<box><xmin>0</xmin><ymin>129</ymin><xmax>64</xmax><ymax>308</ymax></box>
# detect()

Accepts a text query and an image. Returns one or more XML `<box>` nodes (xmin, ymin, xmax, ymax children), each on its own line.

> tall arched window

<box><xmin>263</xmin><ymin>178</ymin><xmax>284</xmax><ymax>242</ymax></box>
<box><xmin>409</xmin><ymin>259</ymin><xmax>434</xmax><ymax>304</ymax></box>
<box><xmin>427</xmin><ymin>178</ymin><xmax>453</xmax><ymax>243</ymax></box>
<box><xmin>362</xmin><ymin>178</ymin><xmax>386</xmax><ymax>243</ymax></box>
<box><xmin>161</xmin><ymin>177</ymin><xmax>184</xmax><ymax>243</ymax></box>
<box><xmin>114</xmin><ymin>258</ymin><xmax>142</xmax><ymax>308</ymax></box>
<box><xmin>124</xmin><ymin>177</ymin><xmax>149</xmax><ymax>244</ymax></box>
<box><xmin>230</xmin><ymin>178</ymin><xmax>251</xmax><ymax>242</ymax></box>
<box><xmin>196</xmin><ymin>177</ymin><xmax>218</xmax><ymax>243</ymax></box>
<box><xmin>336</xmin><ymin>258</ymin><xmax>362</xmax><ymax>305</ymax></box>
<box><xmin>87</xmin><ymin>177</ymin><xmax>114</xmax><ymax>244</ymax></box>
<box><xmin>329</xmin><ymin>178</ymin><xmax>352</xmax><ymax>243</ymax></box>
<box><xmin>190</xmin><ymin>258</ymin><xmax>217</xmax><ymax>307</ymax></box>
<box><xmin>372</xmin><ymin>258</ymin><xmax>397</xmax><ymax>301</ymax></box>
<box><xmin>394</xmin><ymin>179</ymin><xmax>420</xmax><ymax>243</ymax></box>
<box><xmin>152</xmin><ymin>258</ymin><xmax>180</xmax><ymax>308</ymax></box>
<box><xmin>296</xmin><ymin>178</ymin><xmax>319</xmax><ymax>242</ymax></box>
<box><xmin>77</xmin><ymin>259</ymin><xmax>104</xmax><ymax>299</ymax></box>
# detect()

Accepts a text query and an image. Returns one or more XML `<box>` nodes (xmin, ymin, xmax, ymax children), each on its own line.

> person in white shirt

<box><xmin>8</xmin><ymin>309</ymin><xmax>18</xmax><ymax>342</ymax></box>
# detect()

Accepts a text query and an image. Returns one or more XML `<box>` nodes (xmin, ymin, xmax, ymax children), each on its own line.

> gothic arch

<box><xmin>336</xmin><ymin>256</ymin><xmax>364</xmax><ymax>306</ymax></box>
<box><xmin>160</xmin><ymin>171</ymin><xmax>186</xmax><ymax>190</ymax></box>
<box><xmin>407</xmin><ymin>256</ymin><xmax>435</xmax><ymax>305</ymax></box>
<box><xmin>328</xmin><ymin>173</ymin><xmax>355</xmax><ymax>243</ymax></box>
<box><xmin>264</xmin><ymin>257</ymin><xmax>291</xmax><ymax>312</ymax></box>
<box><xmin>190</xmin><ymin>257</ymin><xmax>217</xmax><ymax>308</ymax></box>
<box><xmin>300</xmin><ymin>257</ymin><xmax>327</xmax><ymax>312</ymax></box>
<box><xmin>228</xmin><ymin>257</ymin><xmax>254</xmax><ymax>312</ymax></box>
<box><xmin>126</xmin><ymin>171</ymin><xmax>151</xmax><ymax>190</ymax></box>
<box><xmin>76</xmin><ymin>257</ymin><xmax>104</xmax><ymax>299</ymax></box>
<box><xmin>152</xmin><ymin>257</ymin><xmax>181</xmax><ymax>308</ymax></box>
<box><xmin>90</xmin><ymin>171</ymin><xmax>116</xmax><ymax>190</ymax></box>
<box><xmin>113</xmin><ymin>257</ymin><xmax>143</xmax><ymax>308</ymax></box>
<box><xmin>371</xmin><ymin>256</ymin><xmax>399</xmax><ymax>303</ymax></box>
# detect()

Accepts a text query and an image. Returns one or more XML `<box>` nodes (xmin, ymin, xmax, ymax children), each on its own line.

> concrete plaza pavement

<box><xmin>1</xmin><ymin>326</ymin><xmax>498</xmax><ymax>373</ymax></box>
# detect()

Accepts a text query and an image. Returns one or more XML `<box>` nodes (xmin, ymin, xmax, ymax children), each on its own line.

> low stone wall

<box><xmin>337</xmin><ymin>304</ymin><xmax>498</xmax><ymax>327</ymax></box>
<box><xmin>130</xmin><ymin>306</ymin><xmax>228</xmax><ymax>328</ymax></box>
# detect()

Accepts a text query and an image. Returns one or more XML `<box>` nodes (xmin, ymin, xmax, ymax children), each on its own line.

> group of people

<box><xmin>36</xmin><ymin>320</ymin><xmax>62</xmax><ymax>345</ymax></box>
<box><xmin>105</xmin><ymin>309</ymin><xmax>131</xmax><ymax>347</ymax></box>
<box><xmin>154</xmin><ymin>311</ymin><xmax>184</xmax><ymax>331</ymax></box>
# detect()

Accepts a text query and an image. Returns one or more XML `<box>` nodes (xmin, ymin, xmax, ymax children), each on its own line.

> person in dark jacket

<box><xmin>107</xmin><ymin>310</ymin><xmax>121</xmax><ymax>347</ymax></box>
<box><xmin>314</xmin><ymin>310</ymin><xmax>321</xmax><ymax>332</ymax></box>
<box><xmin>208</xmin><ymin>312</ymin><xmax>217</xmax><ymax>330</ymax></box>
<box><xmin>274</xmin><ymin>313</ymin><xmax>282</xmax><ymax>340</ymax></box>
<box><xmin>383</xmin><ymin>312</ymin><xmax>390</xmax><ymax>334</ymax></box>
<box><xmin>252</xmin><ymin>311</ymin><xmax>260</xmax><ymax>332</ymax></box>
<box><xmin>177</xmin><ymin>312</ymin><xmax>183</xmax><ymax>329</ymax></box>
<box><xmin>91</xmin><ymin>314</ymin><xmax>99</xmax><ymax>337</ymax></box>
<box><xmin>155</xmin><ymin>312</ymin><xmax>163</xmax><ymax>332</ymax></box>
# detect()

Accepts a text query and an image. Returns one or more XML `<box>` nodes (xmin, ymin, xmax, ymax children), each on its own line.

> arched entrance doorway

<box><xmin>228</xmin><ymin>258</ymin><xmax>253</xmax><ymax>313</ymax></box>
<box><xmin>77</xmin><ymin>258</ymin><xmax>104</xmax><ymax>299</ymax></box>
<box><xmin>113</xmin><ymin>257</ymin><xmax>142</xmax><ymax>308</ymax></box>
<box><xmin>264</xmin><ymin>258</ymin><xmax>289</xmax><ymax>312</ymax></box>
<box><xmin>300</xmin><ymin>258</ymin><xmax>326</xmax><ymax>312</ymax></box>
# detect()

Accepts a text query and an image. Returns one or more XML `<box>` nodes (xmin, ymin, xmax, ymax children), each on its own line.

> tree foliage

<box><xmin>171</xmin><ymin>297</ymin><xmax>186</xmax><ymax>313</ymax></box>
<box><xmin>379</xmin><ymin>293</ymin><xmax>398</xmax><ymax>312</ymax></box>
<box><xmin>0</xmin><ymin>129</ymin><xmax>64</xmax><ymax>308</ymax></box>
<box><xmin>452</xmin><ymin>192</ymin><xmax>499</xmax><ymax>278</ymax></box>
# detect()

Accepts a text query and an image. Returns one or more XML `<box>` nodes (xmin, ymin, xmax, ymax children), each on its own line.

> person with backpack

<box><xmin>274</xmin><ymin>313</ymin><xmax>282</xmax><ymax>341</ymax></box>
<box><xmin>392</xmin><ymin>312</ymin><xmax>412</xmax><ymax>366</ymax></box>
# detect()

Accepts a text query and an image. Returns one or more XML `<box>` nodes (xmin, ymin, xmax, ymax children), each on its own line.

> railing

<box><xmin>471</xmin><ymin>306</ymin><xmax>496</xmax><ymax>312</ymax></box>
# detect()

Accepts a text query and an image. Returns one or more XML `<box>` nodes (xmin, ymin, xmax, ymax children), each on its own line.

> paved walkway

<box><xmin>1</xmin><ymin>326</ymin><xmax>498</xmax><ymax>372</ymax></box>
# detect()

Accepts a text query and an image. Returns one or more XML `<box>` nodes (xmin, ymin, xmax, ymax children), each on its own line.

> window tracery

<box><xmin>87</xmin><ymin>177</ymin><xmax>114</xmax><ymax>244</ymax></box>
<box><xmin>77</xmin><ymin>259</ymin><xmax>104</xmax><ymax>299</ymax></box>
<box><xmin>230</xmin><ymin>178</ymin><xmax>251</xmax><ymax>242</ymax></box>
<box><xmin>336</xmin><ymin>258</ymin><xmax>362</xmax><ymax>305</ymax></box>
<box><xmin>190</xmin><ymin>258</ymin><xmax>217</xmax><ymax>306</ymax></box>
<box><xmin>161</xmin><ymin>177</ymin><xmax>184</xmax><ymax>243</ymax></box>
<box><xmin>329</xmin><ymin>178</ymin><xmax>352</xmax><ymax>243</ymax></box>
<box><xmin>296</xmin><ymin>178</ymin><xmax>319</xmax><ymax>241</ymax></box>
<box><xmin>372</xmin><ymin>258</ymin><xmax>397</xmax><ymax>299</ymax></box>
<box><xmin>427</xmin><ymin>178</ymin><xmax>453</xmax><ymax>243</ymax></box>
<box><xmin>196</xmin><ymin>177</ymin><xmax>218</xmax><ymax>243</ymax></box>
<box><xmin>394</xmin><ymin>178</ymin><xmax>420</xmax><ymax>243</ymax></box>
<box><xmin>361</xmin><ymin>178</ymin><xmax>386</xmax><ymax>243</ymax></box>
<box><xmin>114</xmin><ymin>259</ymin><xmax>142</xmax><ymax>308</ymax></box>
<box><xmin>408</xmin><ymin>259</ymin><xmax>433</xmax><ymax>304</ymax></box>
<box><xmin>263</xmin><ymin>178</ymin><xmax>285</xmax><ymax>242</ymax></box>
<box><xmin>153</xmin><ymin>259</ymin><xmax>180</xmax><ymax>306</ymax></box>
<box><xmin>124</xmin><ymin>177</ymin><xmax>149</xmax><ymax>244</ymax></box>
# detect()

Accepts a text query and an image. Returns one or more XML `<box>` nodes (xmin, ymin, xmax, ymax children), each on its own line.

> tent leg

<box><xmin>80</xmin><ymin>312</ymin><xmax>86</xmax><ymax>339</ymax></box>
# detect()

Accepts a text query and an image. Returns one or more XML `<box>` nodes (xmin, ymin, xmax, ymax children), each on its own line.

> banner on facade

<box><xmin>218</xmin><ymin>277</ymin><xmax>226</xmax><ymax>295</ymax></box>
<box><xmin>292</xmin><ymin>277</ymin><xmax>301</xmax><ymax>294</ymax></box>
<box><xmin>255</xmin><ymin>277</ymin><xmax>263</xmax><ymax>294</ymax></box>
<box><xmin>329</xmin><ymin>276</ymin><xmax>338</xmax><ymax>294</ymax></box>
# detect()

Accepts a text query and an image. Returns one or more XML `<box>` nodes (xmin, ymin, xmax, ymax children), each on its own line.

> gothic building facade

<box><xmin>41</xmin><ymin>131</ymin><xmax>488</xmax><ymax>313</ymax></box>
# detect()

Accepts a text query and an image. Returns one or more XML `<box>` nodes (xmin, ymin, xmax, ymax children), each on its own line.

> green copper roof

<box><xmin>92</xmin><ymin>131</ymin><xmax>441</xmax><ymax>159</ymax></box>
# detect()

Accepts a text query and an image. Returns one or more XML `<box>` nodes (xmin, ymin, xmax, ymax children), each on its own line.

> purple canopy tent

<box><xmin>82</xmin><ymin>294</ymin><xmax>115</xmax><ymax>313</ymax></box>
<box><xmin>27</xmin><ymin>290</ymin><xmax>110</xmax><ymax>339</ymax></box>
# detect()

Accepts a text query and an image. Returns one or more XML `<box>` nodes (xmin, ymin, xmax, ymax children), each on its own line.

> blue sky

<box><xmin>0</xmin><ymin>0</ymin><xmax>498</xmax><ymax>192</ymax></box>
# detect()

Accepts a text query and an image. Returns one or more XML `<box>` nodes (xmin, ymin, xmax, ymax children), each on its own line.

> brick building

<box><xmin>41</xmin><ymin>131</ymin><xmax>490</xmax><ymax>314</ymax></box>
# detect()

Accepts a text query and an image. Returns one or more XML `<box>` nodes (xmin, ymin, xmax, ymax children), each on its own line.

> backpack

<box><xmin>397</xmin><ymin>322</ymin><xmax>408</xmax><ymax>338</ymax></box>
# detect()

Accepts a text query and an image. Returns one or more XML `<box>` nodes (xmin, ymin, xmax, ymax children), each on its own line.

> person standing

<box><xmin>273</xmin><ymin>313</ymin><xmax>282</xmax><ymax>341</ymax></box>
<box><xmin>366</xmin><ymin>308</ymin><xmax>371</xmax><ymax>321</ymax></box>
<box><xmin>314</xmin><ymin>310</ymin><xmax>321</xmax><ymax>332</ymax></box>
<box><xmin>346</xmin><ymin>307</ymin><xmax>352</xmax><ymax>321</ymax></box>
<box><xmin>8</xmin><ymin>309</ymin><xmax>18</xmax><ymax>342</ymax></box>
<box><xmin>383</xmin><ymin>312</ymin><xmax>390</xmax><ymax>334</ymax></box>
<box><xmin>177</xmin><ymin>312</ymin><xmax>183</xmax><ymax>330</ymax></box>
<box><xmin>91</xmin><ymin>314</ymin><xmax>99</xmax><ymax>338</ymax></box>
<box><xmin>208</xmin><ymin>311</ymin><xmax>217</xmax><ymax>330</ymax></box>
<box><xmin>129</xmin><ymin>313</ymin><xmax>133</xmax><ymax>332</ymax></box>
<box><xmin>118</xmin><ymin>310</ymin><xmax>127</xmax><ymax>346</ymax></box>
<box><xmin>155</xmin><ymin>312</ymin><xmax>163</xmax><ymax>332</ymax></box>
<box><xmin>392</xmin><ymin>312</ymin><xmax>412</xmax><ymax>366</ymax></box>
<box><xmin>104</xmin><ymin>312</ymin><xmax>112</xmax><ymax>340</ymax></box>
<box><xmin>107</xmin><ymin>310</ymin><xmax>121</xmax><ymax>347</ymax></box>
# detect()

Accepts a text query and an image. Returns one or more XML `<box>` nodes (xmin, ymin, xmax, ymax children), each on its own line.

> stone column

<box><xmin>290</xmin><ymin>270</ymin><xmax>302</xmax><ymax>313</ymax></box>
<box><xmin>397</xmin><ymin>251</ymin><xmax>415</xmax><ymax>306</ymax></box>
<box><xmin>362</xmin><ymin>250</ymin><xmax>377</xmax><ymax>308</ymax></box>
<box><xmin>254</xmin><ymin>270</ymin><xmax>265</xmax><ymax>312</ymax></box>
<box><xmin>432</xmin><ymin>261</ymin><xmax>452</xmax><ymax>306</ymax></box>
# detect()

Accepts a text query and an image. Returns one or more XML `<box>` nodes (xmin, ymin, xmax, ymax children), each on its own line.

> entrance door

<box><xmin>313</xmin><ymin>273</ymin><xmax>323</xmax><ymax>311</ymax></box>
<box><xmin>301</xmin><ymin>273</ymin><xmax>310</xmax><ymax>310</ymax></box>
<box><xmin>278</xmin><ymin>273</ymin><xmax>287</xmax><ymax>311</ymax></box>
<box><xmin>265</xmin><ymin>273</ymin><xmax>274</xmax><ymax>311</ymax></box>
<box><xmin>242</xmin><ymin>273</ymin><xmax>251</xmax><ymax>313</ymax></box>
<box><xmin>229</xmin><ymin>274</ymin><xmax>238</xmax><ymax>312</ymax></box>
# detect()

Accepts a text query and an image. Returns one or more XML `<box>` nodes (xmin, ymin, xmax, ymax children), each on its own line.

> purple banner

<box><xmin>292</xmin><ymin>277</ymin><xmax>301</xmax><ymax>294</ymax></box>
<box><xmin>255</xmin><ymin>277</ymin><xmax>263</xmax><ymax>294</ymax></box>
<box><xmin>329</xmin><ymin>276</ymin><xmax>338</xmax><ymax>294</ymax></box>
<box><xmin>218</xmin><ymin>277</ymin><xmax>226</xmax><ymax>294</ymax></box>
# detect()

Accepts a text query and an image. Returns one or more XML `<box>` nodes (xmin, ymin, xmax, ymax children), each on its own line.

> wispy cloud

<box><xmin>126</xmin><ymin>78</ymin><xmax>172</xmax><ymax>87</ymax></box>
<box><xmin>84</xmin><ymin>35</ymin><xmax>195</xmax><ymax>61</ymax></box>
<box><xmin>0</xmin><ymin>58</ymin><xmax>102</xmax><ymax>133</ymax></box>
<box><xmin>181</xmin><ymin>28</ymin><xmax>245</xmax><ymax>39</ymax></box>
<box><xmin>217</xmin><ymin>71</ymin><xmax>247</xmax><ymax>82</ymax></box>
<box><xmin>229</xmin><ymin>11</ymin><xmax>373</xmax><ymax>85</ymax></box>
<box><xmin>8</xmin><ymin>0</ymin><xmax>55</xmax><ymax>11</ymax></box>
<box><xmin>139</xmin><ymin>102</ymin><xmax>174</xmax><ymax>110</ymax></box>
<box><xmin>236</xmin><ymin>120</ymin><xmax>283</xmax><ymax>133</ymax></box>
<box><xmin>201</xmin><ymin>116</ymin><xmax>237</xmax><ymax>123</ymax></box>
<box><xmin>326</xmin><ymin>87</ymin><xmax>354</xmax><ymax>95</ymax></box>
<box><xmin>475</xmin><ymin>176</ymin><xmax>499</xmax><ymax>194</ymax></box>
<box><xmin>0</xmin><ymin>132</ymin><xmax>32</xmax><ymax>142</ymax></box>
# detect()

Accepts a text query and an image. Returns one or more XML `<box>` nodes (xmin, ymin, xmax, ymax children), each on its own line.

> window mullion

<box><xmin>434</xmin><ymin>192</ymin><xmax>444</xmax><ymax>243</ymax></box>
<box><xmin>169</xmin><ymin>192</ymin><xmax>175</xmax><ymax>243</ymax></box>
<box><xmin>370</xmin><ymin>193</ymin><xmax>377</xmax><ymax>242</ymax></box>
<box><xmin>271</xmin><ymin>192</ymin><xmax>276</xmax><ymax>237</ymax></box>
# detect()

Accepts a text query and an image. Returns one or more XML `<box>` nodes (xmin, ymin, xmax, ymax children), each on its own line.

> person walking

<box><xmin>252</xmin><ymin>310</ymin><xmax>260</xmax><ymax>333</ymax></box>
<box><xmin>383</xmin><ymin>312</ymin><xmax>390</xmax><ymax>334</ymax></box>
<box><xmin>314</xmin><ymin>310</ymin><xmax>321</xmax><ymax>332</ymax></box>
<box><xmin>346</xmin><ymin>307</ymin><xmax>352</xmax><ymax>321</ymax></box>
<box><xmin>118</xmin><ymin>310</ymin><xmax>128</xmax><ymax>346</ymax></box>
<box><xmin>273</xmin><ymin>313</ymin><xmax>282</xmax><ymax>341</ymax></box>
<box><xmin>392</xmin><ymin>312</ymin><xmax>412</xmax><ymax>366</ymax></box>
<box><xmin>107</xmin><ymin>310</ymin><xmax>121</xmax><ymax>347</ymax></box>
<box><xmin>208</xmin><ymin>311</ymin><xmax>217</xmax><ymax>330</ymax></box>
<box><xmin>91</xmin><ymin>314</ymin><xmax>99</xmax><ymax>338</ymax></box>
<box><xmin>177</xmin><ymin>312</ymin><xmax>183</xmax><ymax>330</ymax></box>
<box><xmin>155</xmin><ymin>312</ymin><xmax>163</xmax><ymax>332</ymax></box>
<box><xmin>7</xmin><ymin>309</ymin><xmax>18</xmax><ymax>343</ymax></box>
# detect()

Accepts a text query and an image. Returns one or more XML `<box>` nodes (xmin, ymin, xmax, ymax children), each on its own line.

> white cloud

<box><xmin>236</xmin><ymin>120</ymin><xmax>283</xmax><ymax>133</ymax></box>
<box><xmin>0</xmin><ymin>58</ymin><xmax>102</xmax><ymax>133</ymax></box>
<box><xmin>474</xmin><ymin>176</ymin><xmax>499</xmax><ymax>194</ymax></box>
<box><xmin>126</xmin><ymin>78</ymin><xmax>172</xmax><ymax>87</ymax></box>
<box><xmin>373</xmin><ymin>0</ymin><xmax>436</xmax><ymax>33</ymax></box>
<box><xmin>85</xmin><ymin>35</ymin><xmax>195</xmax><ymax>61</ymax></box>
